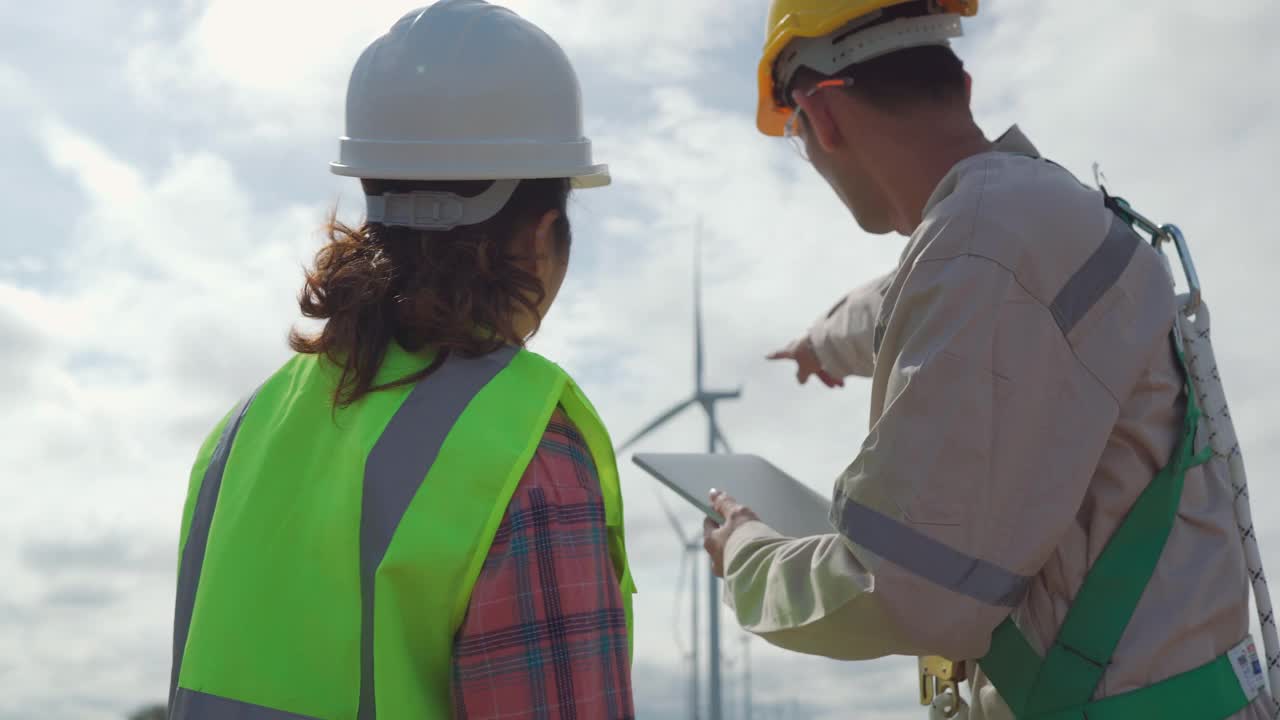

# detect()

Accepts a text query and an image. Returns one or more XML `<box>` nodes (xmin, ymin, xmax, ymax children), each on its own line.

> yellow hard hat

<box><xmin>756</xmin><ymin>0</ymin><xmax>978</xmax><ymax>136</ymax></box>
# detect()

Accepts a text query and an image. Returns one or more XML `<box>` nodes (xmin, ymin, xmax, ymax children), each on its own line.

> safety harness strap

<box><xmin>977</xmin><ymin>221</ymin><xmax>1242</xmax><ymax>717</ymax></box>
<box><xmin>979</xmin><ymin>335</ymin><xmax>1233</xmax><ymax>717</ymax></box>
<box><xmin>1032</xmin><ymin>651</ymin><xmax>1251</xmax><ymax>720</ymax></box>
<box><xmin>1028</xmin><ymin>336</ymin><xmax>1213</xmax><ymax>712</ymax></box>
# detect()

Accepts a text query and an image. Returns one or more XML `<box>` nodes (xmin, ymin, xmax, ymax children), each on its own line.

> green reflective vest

<box><xmin>168</xmin><ymin>344</ymin><xmax>635</xmax><ymax>719</ymax></box>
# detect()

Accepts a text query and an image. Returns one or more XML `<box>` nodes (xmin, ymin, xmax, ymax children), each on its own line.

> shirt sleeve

<box><xmin>807</xmin><ymin>270</ymin><xmax>895</xmax><ymax>379</ymax></box>
<box><xmin>724</xmin><ymin>253</ymin><xmax>1120</xmax><ymax>661</ymax></box>
<box><xmin>452</xmin><ymin>409</ymin><xmax>634</xmax><ymax>720</ymax></box>
<box><xmin>721</xmin><ymin>521</ymin><xmax>925</xmax><ymax>660</ymax></box>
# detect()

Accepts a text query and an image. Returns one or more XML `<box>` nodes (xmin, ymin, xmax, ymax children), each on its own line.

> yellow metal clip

<box><xmin>919</xmin><ymin>656</ymin><xmax>967</xmax><ymax>718</ymax></box>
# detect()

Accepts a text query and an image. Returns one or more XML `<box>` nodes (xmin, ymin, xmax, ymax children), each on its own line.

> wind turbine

<box><xmin>656</xmin><ymin>491</ymin><xmax>703</xmax><ymax>720</ymax></box>
<box><xmin>617</xmin><ymin>219</ymin><xmax>740</xmax><ymax>720</ymax></box>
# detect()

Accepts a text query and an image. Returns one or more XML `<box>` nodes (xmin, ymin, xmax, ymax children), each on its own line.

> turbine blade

<box><xmin>711</xmin><ymin>419</ymin><xmax>732</xmax><ymax>454</ymax></box>
<box><xmin>654</xmin><ymin>488</ymin><xmax>689</xmax><ymax>541</ymax></box>
<box><xmin>615</xmin><ymin>397</ymin><xmax>697</xmax><ymax>453</ymax></box>
<box><xmin>671</xmin><ymin>538</ymin><xmax>690</xmax><ymax>657</ymax></box>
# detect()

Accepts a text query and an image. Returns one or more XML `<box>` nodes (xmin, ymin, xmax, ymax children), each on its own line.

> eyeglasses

<box><xmin>781</xmin><ymin>77</ymin><xmax>854</xmax><ymax>162</ymax></box>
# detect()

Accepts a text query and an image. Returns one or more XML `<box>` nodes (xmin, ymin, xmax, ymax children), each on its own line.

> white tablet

<box><xmin>632</xmin><ymin>453</ymin><xmax>834</xmax><ymax>538</ymax></box>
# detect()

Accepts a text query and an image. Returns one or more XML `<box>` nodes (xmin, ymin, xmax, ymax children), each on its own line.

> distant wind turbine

<box><xmin>617</xmin><ymin>219</ymin><xmax>740</xmax><ymax>720</ymax></box>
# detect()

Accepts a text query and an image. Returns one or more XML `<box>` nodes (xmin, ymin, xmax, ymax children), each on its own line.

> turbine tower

<box><xmin>656</xmin><ymin>491</ymin><xmax>703</xmax><ymax>719</ymax></box>
<box><xmin>617</xmin><ymin>220</ymin><xmax>740</xmax><ymax>720</ymax></box>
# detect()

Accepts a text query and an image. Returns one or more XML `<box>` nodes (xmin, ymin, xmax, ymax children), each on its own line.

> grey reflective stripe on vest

<box><xmin>357</xmin><ymin>346</ymin><xmax>519</xmax><ymax>720</ymax></box>
<box><xmin>837</xmin><ymin>498</ymin><xmax>1031</xmax><ymax>607</ymax></box>
<box><xmin>169</xmin><ymin>390</ymin><xmax>260</xmax><ymax>714</ymax></box>
<box><xmin>171</xmin><ymin>689</ymin><xmax>321</xmax><ymax>719</ymax></box>
<box><xmin>1051</xmin><ymin>214</ymin><xmax>1141</xmax><ymax>335</ymax></box>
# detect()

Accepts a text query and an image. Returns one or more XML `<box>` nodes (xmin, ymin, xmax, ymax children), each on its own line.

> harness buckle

<box><xmin>920</xmin><ymin>656</ymin><xmax>967</xmax><ymax>718</ymax></box>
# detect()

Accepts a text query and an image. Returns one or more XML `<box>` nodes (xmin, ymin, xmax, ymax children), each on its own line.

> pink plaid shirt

<box><xmin>451</xmin><ymin>409</ymin><xmax>634</xmax><ymax>719</ymax></box>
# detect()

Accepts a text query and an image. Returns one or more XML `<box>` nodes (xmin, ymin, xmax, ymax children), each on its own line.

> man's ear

<box><xmin>795</xmin><ymin>90</ymin><xmax>844</xmax><ymax>154</ymax></box>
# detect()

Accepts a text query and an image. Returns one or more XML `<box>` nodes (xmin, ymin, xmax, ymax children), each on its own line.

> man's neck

<box><xmin>880</xmin><ymin>121</ymin><xmax>994</xmax><ymax>235</ymax></box>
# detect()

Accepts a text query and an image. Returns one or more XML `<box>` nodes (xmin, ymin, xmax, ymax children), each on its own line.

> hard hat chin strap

<box><xmin>365</xmin><ymin>179</ymin><xmax>521</xmax><ymax>231</ymax></box>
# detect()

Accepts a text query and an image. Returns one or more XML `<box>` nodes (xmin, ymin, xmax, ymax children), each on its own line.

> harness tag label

<box><xmin>1228</xmin><ymin>636</ymin><xmax>1266</xmax><ymax>701</ymax></box>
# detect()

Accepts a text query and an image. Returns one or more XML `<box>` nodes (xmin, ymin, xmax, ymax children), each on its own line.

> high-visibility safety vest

<box><xmin>167</xmin><ymin>344</ymin><xmax>636</xmax><ymax>719</ymax></box>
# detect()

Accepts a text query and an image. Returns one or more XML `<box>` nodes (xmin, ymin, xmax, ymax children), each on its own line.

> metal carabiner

<box><xmin>1160</xmin><ymin>224</ymin><xmax>1202</xmax><ymax>316</ymax></box>
<box><xmin>1092</xmin><ymin>165</ymin><xmax>1202</xmax><ymax>316</ymax></box>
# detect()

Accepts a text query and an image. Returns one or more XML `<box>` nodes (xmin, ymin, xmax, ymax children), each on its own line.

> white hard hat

<box><xmin>330</xmin><ymin>0</ymin><xmax>609</xmax><ymax>229</ymax></box>
<box><xmin>331</xmin><ymin>1</ymin><xmax>609</xmax><ymax>227</ymax></box>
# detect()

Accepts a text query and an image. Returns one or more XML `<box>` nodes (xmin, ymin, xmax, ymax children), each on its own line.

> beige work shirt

<box><xmin>808</xmin><ymin>271</ymin><xmax>892</xmax><ymax>380</ymax></box>
<box><xmin>724</xmin><ymin>127</ymin><xmax>1268</xmax><ymax>719</ymax></box>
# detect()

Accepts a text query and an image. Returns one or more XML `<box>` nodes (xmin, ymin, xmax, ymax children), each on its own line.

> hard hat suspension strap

<box><xmin>365</xmin><ymin>179</ymin><xmax>521</xmax><ymax>231</ymax></box>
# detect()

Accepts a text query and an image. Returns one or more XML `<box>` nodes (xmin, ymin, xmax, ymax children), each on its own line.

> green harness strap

<box><xmin>978</xmin><ymin>336</ymin><xmax>1243</xmax><ymax>720</ymax></box>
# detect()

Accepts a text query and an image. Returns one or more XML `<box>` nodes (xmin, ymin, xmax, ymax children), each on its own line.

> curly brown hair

<box><xmin>289</xmin><ymin>178</ymin><xmax>572</xmax><ymax>407</ymax></box>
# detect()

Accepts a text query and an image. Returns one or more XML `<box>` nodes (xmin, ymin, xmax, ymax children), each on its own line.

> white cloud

<box><xmin>0</xmin><ymin>63</ymin><xmax>41</xmax><ymax>117</ymax></box>
<box><xmin>43</xmin><ymin>123</ymin><xmax>146</xmax><ymax>198</ymax></box>
<box><xmin>123</xmin><ymin>0</ymin><xmax>746</xmax><ymax>143</ymax></box>
<box><xmin>2</xmin><ymin>0</ymin><xmax>1280</xmax><ymax>718</ymax></box>
<box><xmin>0</xmin><ymin>122</ymin><xmax>323</xmax><ymax>718</ymax></box>
<box><xmin>0</xmin><ymin>285</ymin><xmax>67</xmax><ymax>405</ymax></box>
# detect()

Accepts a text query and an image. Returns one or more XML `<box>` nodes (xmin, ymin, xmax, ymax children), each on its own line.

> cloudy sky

<box><xmin>2</xmin><ymin>1</ymin><xmax>1278</xmax><ymax>718</ymax></box>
